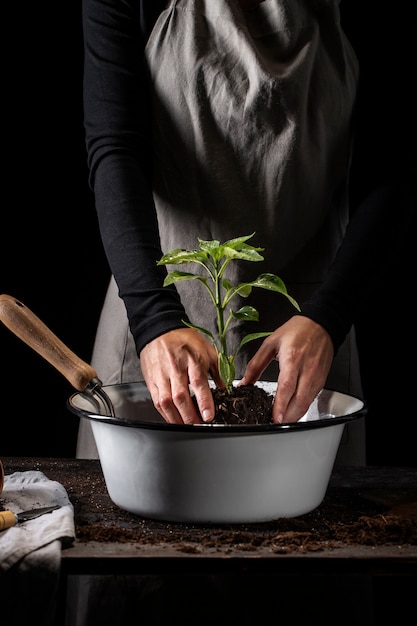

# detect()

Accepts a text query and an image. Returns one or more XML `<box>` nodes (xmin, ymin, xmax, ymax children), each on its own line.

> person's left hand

<box><xmin>239</xmin><ymin>315</ymin><xmax>334</xmax><ymax>424</ymax></box>
<box><xmin>140</xmin><ymin>327</ymin><xmax>223</xmax><ymax>425</ymax></box>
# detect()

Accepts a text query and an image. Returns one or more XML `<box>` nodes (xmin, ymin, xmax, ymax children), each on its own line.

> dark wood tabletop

<box><xmin>2</xmin><ymin>457</ymin><xmax>416</xmax><ymax>576</ymax></box>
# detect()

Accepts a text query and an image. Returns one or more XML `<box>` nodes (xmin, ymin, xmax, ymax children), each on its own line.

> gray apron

<box><xmin>77</xmin><ymin>0</ymin><xmax>365</xmax><ymax>464</ymax></box>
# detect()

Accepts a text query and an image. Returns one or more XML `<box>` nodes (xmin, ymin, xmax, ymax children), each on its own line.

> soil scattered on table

<box><xmin>69</xmin><ymin>473</ymin><xmax>417</xmax><ymax>553</ymax></box>
<box><xmin>72</xmin><ymin>499</ymin><xmax>417</xmax><ymax>553</ymax></box>
<box><xmin>2</xmin><ymin>459</ymin><xmax>416</xmax><ymax>554</ymax></box>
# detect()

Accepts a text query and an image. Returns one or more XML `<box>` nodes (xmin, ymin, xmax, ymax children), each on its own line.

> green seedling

<box><xmin>157</xmin><ymin>233</ymin><xmax>300</xmax><ymax>394</ymax></box>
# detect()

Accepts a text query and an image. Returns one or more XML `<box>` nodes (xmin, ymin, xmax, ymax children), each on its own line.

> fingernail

<box><xmin>202</xmin><ymin>410</ymin><xmax>212</xmax><ymax>422</ymax></box>
<box><xmin>277</xmin><ymin>413</ymin><xmax>284</xmax><ymax>424</ymax></box>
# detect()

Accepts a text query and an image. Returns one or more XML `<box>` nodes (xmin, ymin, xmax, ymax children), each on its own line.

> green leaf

<box><xmin>223</xmin><ymin>234</ymin><xmax>256</xmax><ymax>248</ymax></box>
<box><xmin>221</xmin><ymin>246</ymin><xmax>264</xmax><ymax>263</ymax></box>
<box><xmin>231</xmin><ymin>306</ymin><xmax>259</xmax><ymax>322</ymax></box>
<box><xmin>198</xmin><ymin>238</ymin><xmax>221</xmax><ymax>252</ymax></box>
<box><xmin>223</xmin><ymin>234</ymin><xmax>263</xmax><ymax>254</ymax></box>
<box><xmin>157</xmin><ymin>249</ymin><xmax>207</xmax><ymax>265</ymax></box>
<box><xmin>163</xmin><ymin>271</ymin><xmax>208</xmax><ymax>287</ymax></box>
<box><xmin>234</xmin><ymin>284</ymin><xmax>252</xmax><ymax>298</ymax></box>
<box><xmin>198</xmin><ymin>238</ymin><xmax>224</xmax><ymax>262</ymax></box>
<box><xmin>218</xmin><ymin>353</ymin><xmax>235</xmax><ymax>392</ymax></box>
<box><xmin>285</xmin><ymin>294</ymin><xmax>300</xmax><ymax>311</ymax></box>
<box><xmin>198</xmin><ymin>234</ymin><xmax>265</xmax><ymax>263</ymax></box>
<box><xmin>251</xmin><ymin>273</ymin><xmax>287</xmax><ymax>290</ymax></box>
<box><xmin>236</xmin><ymin>331</ymin><xmax>272</xmax><ymax>352</ymax></box>
<box><xmin>183</xmin><ymin>320</ymin><xmax>216</xmax><ymax>343</ymax></box>
<box><xmin>240</xmin><ymin>273</ymin><xmax>301</xmax><ymax>311</ymax></box>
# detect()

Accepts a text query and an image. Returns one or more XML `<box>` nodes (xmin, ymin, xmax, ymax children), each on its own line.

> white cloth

<box><xmin>0</xmin><ymin>470</ymin><xmax>74</xmax><ymax>570</ymax></box>
<box><xmin>0</xmin><ymin>470</ymin><xmax>75</xmax><ymax>625</ymax></box>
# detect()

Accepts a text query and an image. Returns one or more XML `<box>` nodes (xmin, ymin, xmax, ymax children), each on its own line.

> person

<box><xmin>76</xmin><ymin>0</ymin><xmax>403</xmax><ymax>465</ymax></box>
<box><xmin>68</xmin><ymin>2</ymin><xmax>414</xmax><ymax>625</ymax></box>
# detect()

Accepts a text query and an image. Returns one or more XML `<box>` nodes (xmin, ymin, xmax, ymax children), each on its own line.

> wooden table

<box><xmin>2</xmin><ymin>458</ymin><xmax>416</xmax><ymax>625</ymax></box>
<box><xmin>2</xmin><ymin>457</ymin><xmax>416</xmax><ymax>577</ymax></box>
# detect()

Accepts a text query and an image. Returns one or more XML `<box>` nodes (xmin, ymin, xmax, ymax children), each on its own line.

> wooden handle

<box><xmin>0</xmin><ymin>294</ymin><xmax>98</xmax><ymax>391</ymax></box>
<box><xmin>0</xmin><ymin>510</ymin><xmax>17</xmax><ymax>531</ymax></box>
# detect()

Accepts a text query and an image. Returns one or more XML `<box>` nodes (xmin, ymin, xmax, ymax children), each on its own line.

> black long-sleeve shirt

<box><xmin>82</xmin><ymin>0</ymin><xmax>413</xmax><ymax>357</ymax></box>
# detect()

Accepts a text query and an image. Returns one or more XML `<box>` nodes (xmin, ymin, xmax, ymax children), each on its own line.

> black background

<box><xmin>1</xmin><ymin>2</ymin><xmax>415</xmax><ymax>464</ymax></box>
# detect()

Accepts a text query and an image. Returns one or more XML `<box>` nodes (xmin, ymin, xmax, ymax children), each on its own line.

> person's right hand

<box><xmin>240</xmin><ymin>315</ymin><xmax>334</xmax><ymax>424</ymax></box>
<box><xmin>140</xmin><ymin>328</ymin><xmax>224</xmax><ymax>425</ymax></box>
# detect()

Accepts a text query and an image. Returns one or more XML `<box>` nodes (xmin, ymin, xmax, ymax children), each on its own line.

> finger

<box><xmin>160</xmin><ymin>377</ymin><xmax>203</xmax><ymax>425</ymax></box>
<box><xmin>208</xmin><ymin>365</ymin><xmax>225</xmax><ymax>391</ymax></box>
<box><xmin>273</xmin><ymin>370</ymin><xmax>323</xmax><ymax>424</ymax></box>
<box><xmin>190</xmin><ymin>386</ymin><xmax>215</xmax><ymax>422</ymax></box>
<box><xmin>188</xmin><ymin>373</ymin><xmax>217</xmax><ymax>423</ymax></box>
<box><xmin>273</xmin><ymin>386</ymin><xmax>315</xmax><ymax>424</ymax></box>
<box><xmin>146</xmin><ymin>380</ymin><xmax>181</xmax><ymax>424</ymax></box>
<box><xmin>271</xmin><ymin>371</ymin><xmax>298</xmax><ymax>424</ymax></box>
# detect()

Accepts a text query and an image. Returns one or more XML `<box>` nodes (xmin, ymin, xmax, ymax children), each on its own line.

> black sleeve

<box><xmin>299</xmin><ymin>178</ymin><xmax>414</xmax><ymax>352</ymax></box>
<box><xmin>300</xmin><ymin>0</ymin><xmax>415</xmax><ymax>353</ymax></box>
<box><xmin>83</xmin><ymin>0</ymin><xmax>189</xmax><ymax>355</ymax></box>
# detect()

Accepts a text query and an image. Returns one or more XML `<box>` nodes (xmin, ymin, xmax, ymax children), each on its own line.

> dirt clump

<box><xmin>210</xmin><ymin>384</ymin><xmax>273</xmax><ymax>425</ymax></box>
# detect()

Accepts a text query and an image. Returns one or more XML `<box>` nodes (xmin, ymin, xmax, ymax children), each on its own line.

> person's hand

<box><xmin>140</xmin><ymin>328</ymin><xmax>224</xmax><ymax>425</ymax></box>
<box><xmin>240</xmin><ymin>315</ymin><xmax>334</xmax><ymax>424</ymax></box>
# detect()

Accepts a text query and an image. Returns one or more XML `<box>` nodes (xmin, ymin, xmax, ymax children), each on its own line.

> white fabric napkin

<box><xmin>0</xmin><ymin>470</ymin><xmax>75</xmax><ymax>571</ymax></box>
